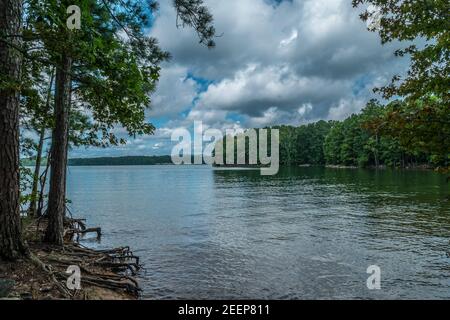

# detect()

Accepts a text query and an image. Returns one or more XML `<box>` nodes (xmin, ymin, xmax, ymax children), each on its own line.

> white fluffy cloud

<box><xmin>72</xmin><ymin>0</ymin><xmax>412</xmax><ymax>156</ymax></box>
<box><xmin>148</xmin><ymin>65</ymin><xmax>199</xmax><ymax>117</ymax></box>
<box><xmin>192</xmin><ymin>64</ymin><xmax>351</xmax><ymax>117</ymax></box>
<box><xmin>149</xmin><ymin>0</ymin><xmax>407</xmax><ymax>127</ymax></box>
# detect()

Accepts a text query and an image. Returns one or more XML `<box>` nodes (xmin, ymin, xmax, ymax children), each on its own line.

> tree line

<box><xmin>274</xmin><ymin>98</ymin><xmax>448</xmax><ymax>169</ymax></box>
<box><xmin>0</xmin><ymin>0</ymin><xmax>215</xmax><ymax>260</ymax></box>
<box><xmin>68</xmin><ymin>156</ymin><xmax>173</xmax><ymax>166</ymax></box>
<box><xmin>217</xmin><ymin>1</ymin><xmax>449</xmax><ymax>171</ymax></box>
<box><xmin>243</xmin><ymin>0</ymin><xmax>449</xmax><ymax>171</ymax></box>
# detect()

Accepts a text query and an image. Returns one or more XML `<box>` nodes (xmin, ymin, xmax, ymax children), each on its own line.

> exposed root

<box><xmin>32</xmin><ymin>243</ymin><xmax>142</xmax><ymax>297</ymax></box>
<box><xmin>16</xmin><ymin>217</ymin><xmax>142</xmax><ymax>300</ymax></box>
<box><xmin>28</xmin><ymin>253</ymin><xmax>72</xmax><ymax>299</ymax></box>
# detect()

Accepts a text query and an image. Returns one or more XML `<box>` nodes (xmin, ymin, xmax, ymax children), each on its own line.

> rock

<box><xmin>0</xmin><ymin>279</ymin><xmax>15</xmax><ymax>298</ymax></box>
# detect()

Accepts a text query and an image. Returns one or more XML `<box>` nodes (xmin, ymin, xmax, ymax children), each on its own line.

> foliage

<box><xmin>216</xmin><ymin>102</ymin><xmax>443</xmax><ymax>169</ymax></box>
<box><xmin>352</xmin><ymin>0</ymin><xmax>449</xmax><ymax>102</ymax></box>
<box><xmin>273</xmin><ymin>121</ymin><xmax>335</xmax><ymax>166</ymax></box>
<box><xmin>16</xmin><ymin>0</ymin><xmax>217</xmax><ymax>149</ymax></box>
<box><xmin>363</xmin><ymin>97</ymin><xmax>450</xmax><ymax>170</ymax></box>
<box><xmin>9</xmin><ymin>0</ymin><xmax>217</xmax><ymax>217</ymax></box>
<box><xmin>352</xmin><ymin>0</ymin><xmax>449</xmax><ymax>172</ymax></box>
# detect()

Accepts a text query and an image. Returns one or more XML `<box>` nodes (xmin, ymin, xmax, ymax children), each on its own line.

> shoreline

<box><xmin>0</xmin><ymin>217</ymin><xmax>140</xmax><ymax>300</ymax></box>
<box><xmin>213</xmin><ymin>163</ymin><xmax>436</xmax><ymax>171</ymax></box>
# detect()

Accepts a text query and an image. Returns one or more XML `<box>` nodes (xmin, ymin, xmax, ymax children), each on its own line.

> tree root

<box><xmin>28</xmin><ymin>253</ymin><xmax>72</xmax><ymax>299</ymax></box>
<box><xmin>24</xmin><ymin>217</ymin><xmax>142</xmax><ymax>299</ymax></box>
<box><xmin>65</xmin><ymin>227</ymin><xmax>102</xmax><ymax>240</ymax></box>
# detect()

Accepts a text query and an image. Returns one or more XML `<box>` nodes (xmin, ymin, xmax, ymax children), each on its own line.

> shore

<box><xmin>325</xmin><ymin>164</ymin><xmax>436</xmax><ymax>170</ymax></box>
<box><xmin>0</xmin><ymin>217</ymin><xmax>140</xmax><ymax>300</ymax></box>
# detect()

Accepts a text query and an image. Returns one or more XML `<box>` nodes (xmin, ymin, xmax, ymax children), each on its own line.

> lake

<box><xmin>66</xmin><ymin>165</ymin><xmax>450</xmax><ymax>299</ymax></box>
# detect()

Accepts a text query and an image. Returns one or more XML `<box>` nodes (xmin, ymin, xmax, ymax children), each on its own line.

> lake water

<box><xmin>66</xmin><ymin>165</ymin><xmax>450</xmax><ymax>299</ymax></box>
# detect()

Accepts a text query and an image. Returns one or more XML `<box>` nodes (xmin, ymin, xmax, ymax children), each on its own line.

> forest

<box><xmin>217</xmin><ymin>97</ymin><xmax>449</xmax><ymax>170</ymax></box>
<box><xmin>274</xmin><ymin>98</ymin><xmax>449</xmax><ymax>169</ymax></box>
<box><xmin>68</xmin><ymin>156</ymin><xmax>173</xmax><ymax>166</ymax></box>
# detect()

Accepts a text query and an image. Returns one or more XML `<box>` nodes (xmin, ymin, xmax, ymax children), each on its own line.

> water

<box><xmin>66</xmin><ymin>165</ymin><xmax>450</xmax><ymax>299</ymax></box>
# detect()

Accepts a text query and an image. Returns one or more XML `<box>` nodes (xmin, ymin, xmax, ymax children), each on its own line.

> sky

<box><xmin>70</xmin><ymin>0</ymin><xmax>410</xmax><ymax>158</ymax></box>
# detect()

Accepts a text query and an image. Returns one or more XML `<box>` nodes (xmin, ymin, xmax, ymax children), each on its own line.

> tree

<box><xmin>27</xmin><ymin>84</ymin><xmax>52</xmax><ymax>217</ymax></box>
<box><xmin>45</xmin><ymin>50</ymin><xmax>71</xmax><ymax>245</ymax></box>
<box><xmin>0</xmin><ymin>0</ymin><xmax>27</xmax><ymax>260</ymax></box>
<box><xmin>215</xmin><ymin>109</ymin><xmax>439</xmax><ymax>170</ymax></box>
<box><xmin>278</xmin><ymin>126</ymin><xmax>298</xmax><ymax>165</ymax></box>
<box><xmin>353</xmin><ymin>0</ymin><xmax>449</xmax><ymax>101</ymax></box>
<box><xmin>23</xmin><ymin>0</ymin><xmax>216</xmax><ymax>245</ymax></box>
<box><xmin>353</xmin><ymin>0</ymin><xmax>450</xmax><ymax>171</ymax></box>
<box><xmin>296</xmin><ymin>121</ymin><xmax>333</xmax><ymax>165</ymax></box>
<box><xmin>20</xmin><ymin>67</ymin><xmax>55</xmax><ymax>217</ymax></box>
<box><xmin>367</xmin><ymin>97</ymin><xmax>450</xmax><ymax>170</ymax></box>
<box><xmin>39</xmin><ymin>0</ymin><xmax>156</xmax><ymax>245</ymax></box>
<box><xmin>324</xmin><ymin>122</ymin><xmax>345</xmax><ymax>165</ymax></box>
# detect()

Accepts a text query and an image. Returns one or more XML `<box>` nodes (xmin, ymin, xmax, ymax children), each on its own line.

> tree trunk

<box><xmin>28</xmin><ymin>70</ymin><xmax>54</xmax><ymax>217</ymax></box>
<box><xmin>0</xmin><ymin>0</ymin><xmax>27</xmax><ymax>260</ymax></box>
<box><xmin>374</xmin><ymin>133</ymin><xmax>380</xmax><ymax>169</ymax></box>
<box><xmin>36</xmin><ymin>150</ymin><xmax>51</xmax><ymax>218</ymax></box>
<box><xmin>44</xmin><ymin>55</ymin><xmax>72</xmax><ymax>246</ymax></box>
<box><xmin>28</xmin><ymin>127</ymin><xmax>45</xmax><ymax>217</ymax></box>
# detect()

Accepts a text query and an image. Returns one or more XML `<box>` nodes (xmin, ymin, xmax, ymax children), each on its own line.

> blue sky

<box><xmin>70</xmin><ymin>0</ymin><xmax>410</xmax><ymax>158</ymax></box>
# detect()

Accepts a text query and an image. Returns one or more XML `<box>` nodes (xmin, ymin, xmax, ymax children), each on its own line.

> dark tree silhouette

<box><xmin>0</xmin><ymin>0</ymin><xmax>27</xmax><ymax>260</ymax></box>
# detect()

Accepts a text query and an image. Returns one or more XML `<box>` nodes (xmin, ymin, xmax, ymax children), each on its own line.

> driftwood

<box><xmin>62</xmin><ymin>217</ymin><xmax>102</xmax><ymax>241</ymax></box>
<box><xmin>65</xmin><ymin>227</ymin><xmax>102</xmax><ymax>241</ymax></box>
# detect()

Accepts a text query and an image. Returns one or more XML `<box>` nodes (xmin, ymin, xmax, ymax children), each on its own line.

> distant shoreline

<box><xmin>22</xmin><ymin>155</ymin><xmax>211</xmax><ymax>166</ymax></box>
<box><xmin>21</xmin><ymin>156</ymin><xmax>435</xmax><ymax>171</ymax></box>
<box><xmin>21</xmin><ymin>156</ymin><xmax>174</xmax><ymax>167</ymax></box>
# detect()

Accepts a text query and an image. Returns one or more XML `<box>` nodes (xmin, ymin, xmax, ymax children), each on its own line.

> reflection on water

<box><xmin>67</xmin><ymin>166</ymin><xmax>450</xmax><ymax>299</ymax></box>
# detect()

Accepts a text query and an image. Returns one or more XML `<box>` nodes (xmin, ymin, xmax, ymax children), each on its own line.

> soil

<box><xmin>0</xmin><ymin>217</ymin><xmax>141</xmax><ymax>300</ymax></box>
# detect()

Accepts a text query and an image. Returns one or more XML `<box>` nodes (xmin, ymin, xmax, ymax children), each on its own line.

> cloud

<box><xmin>147</xmin><ymin>65</ymin><xmax>199</xmax><ymax>117</ymax></box>
<box><xmin>148</xmin><ymin>0</ymin><xmax>407</xmax><ymax>124</ymax></box>
<box><xmin>152</xmin><ymin>142</ymin><xmax>165</xmax><ymax>150</ymax></box>
<box><xmin>279</xmin><ymin>29</ymin><xmax>298</xmax><ymax>48</ymax></box>
<box><xmin>72</xmin><ymin>0</ymin><xmax>412</xmax><ymax>157</ymax></box>
<box><xmin>327</xmin><ymin>98</ymin><xmax>367</xmax><ymax>121</ymax></box>
<box><xmin>191</xmin><ymin>64</ymin><xmax>352</xmax><ymax>119</ymax></box>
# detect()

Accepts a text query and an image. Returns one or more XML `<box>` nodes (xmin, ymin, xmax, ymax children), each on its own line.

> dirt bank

<box><xmin>0</xmin><ymin>218</ymin><xmax>141</xmax><ymax>300</ymax></box>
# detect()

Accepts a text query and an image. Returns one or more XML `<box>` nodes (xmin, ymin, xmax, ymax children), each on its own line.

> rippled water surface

<box><xmin>67</xmin><ymin>166</ymin><xmax>450</xmax><ymax>299</ymax></box>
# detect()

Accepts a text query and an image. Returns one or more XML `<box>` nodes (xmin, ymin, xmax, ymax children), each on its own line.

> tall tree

<box><xmin>352</xmin><ymin>0</ymin><xmax>450</xmax><ymax>171</ymax></box>
<box><xmin>20</xmin><ymin>67</ymin><xmax>55</xmax><ymax>218</ymax></box>
<box><xmin>27</xmin><ymin>71</ymin><xmax>53</xmax><ymax>218</ymax></box>
<box><xmin>45</xmin><ymin>51</ymin><xmax>72</xmax><ymax>244</ymax></box>
<box><xmin>353</xmin><ymin>0</ymin><xmax>449</xmax><ymax>101</ymax></box>
<box><xmin>0</xmin><ymin>0</ymin><xmax>27</xmax><ymax>260</ymax></box>
<box><xmin>26</xmin><ymin>0</ymin><xmax>216</xmax><ymax>245</ymax></box>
